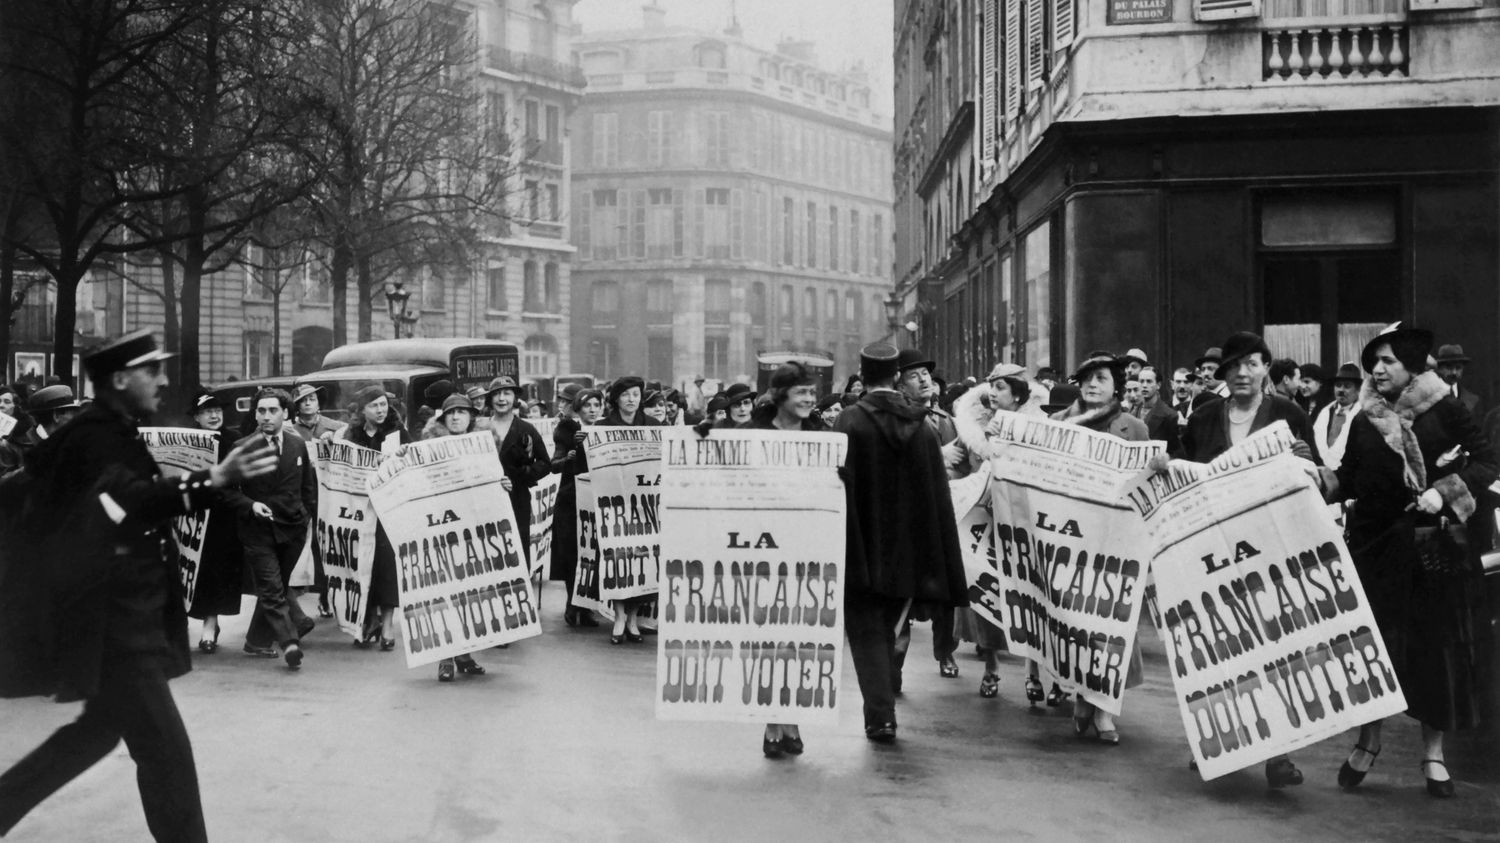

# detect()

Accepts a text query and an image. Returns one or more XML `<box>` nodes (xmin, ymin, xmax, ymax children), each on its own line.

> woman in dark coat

<box><xmin>476</xmin><ymin>376</ymin><xmax>551</xmax><ymax>573</ymax></box>
<box><xmin>185</xmin><ymin>393</ymin><xmax>244</xmax><ymax>653</ymax></box>
<box><xmin>1325</xmin><ymin>325</ymin><xmax>1495</xmax><ymax>798</ymax></box>
<box><xmin>598</xmin><ymin>376</ymin><xmax>659</xmax><ymax>643</ymax></box>
<box><xmin>745</xmin><ymin>363</ymin><xmax>827</xmax><ymax>758</ymax></box>
<box><xmin>551</xmin><ymin>387</ymin><xmax>605</xmax><ymax>627</ymax></box>
<box><xmin>1049</xmin><ymin>352</ymin><xmax>1148</xmax><ymax>745</ymax></box>
<box><xmin>340</xmin><ymin>385</ymin><xmax>409</xmax><ymax>650</ymax></box>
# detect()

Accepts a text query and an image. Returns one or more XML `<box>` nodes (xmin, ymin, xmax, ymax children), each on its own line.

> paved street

<box><xmin>2</xmin><ymin>586</ymin><xmax>1497</xmax><ymax>843</ymax></box>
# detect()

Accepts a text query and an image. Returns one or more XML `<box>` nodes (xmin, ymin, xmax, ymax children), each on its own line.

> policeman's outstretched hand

<box><xmin>213</xmin><ymin>440</ymin><xmax>279</xmax><ymax>486</ymax></box>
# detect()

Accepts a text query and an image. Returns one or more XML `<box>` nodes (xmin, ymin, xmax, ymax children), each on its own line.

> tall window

<box><xmin>872</xmin><ymin>214</ymin><xmax>884</xmax><ymax>274</ymax></box>
<box><xmin>524</xmin><ymin>100</ymin><xmax>539</xmax><ymax>139</ymax></box>
<box><xmin>592</xmin><ymin>190</ymin><xmax>620</xmax><ymax>259</ymax></box>
<box><xmin>592</xmin><ymin>112</ymin><xmax>619</xmax><ymax>166</ymax></box>
<box><xmin>781</xmin><ymin>197</ymin><xmax>795</xmax><ymax>265</ymax></box>
<box><xmin>779</xmin><ymin>285</ymin><xmax>794</xmax><ymax>329</ymax></box>
<box><xmin>647</xmin><ymin>188</ymin><xmax>683</xmax><ymax>258</ymax></box>
<box><xmin>703</xmin><ymin>112</ymin><xmax>729</xmax><ymax>166</ymax></box>
<box><xmin>1023</xmin><ymin>221</ymin><xmax>1052</xmax><ymax>366</ymax></box>
<box><xmin>749</xmin><ymin>282</ymin><xmax>767</xmax><ymax>327</ymax></box>
<box><xmin>486</xmin><ymin>262</ymin><xmax>507</xmax><ymax>312</ymax></box>
<box><xmin>523</xmin><ymin>334</ymin><xmax>558</xmax><ymax>378</ymax></box>
<box><xmin>826</xmin><ymin>290</ymin><xmax>839</xmax><ymax>329</ymax></box>
<box><xmin>244</xmin><ymin>331</ymin><xmax>272</xmax><ymax>378</ymax></box>
<box><xmin>805</xmin><ymin>201</ymin><xmax>818</xmax><ymax>269</ymax></box>
<box><xmin>705</xmin><ymin>279</ymin><xmax>731</xmax><ymax>325</ymax></box>
<box><xmin>646</xmin><ymin>279</ymin><xmax>673</xmax><ymax>324</ymax></box>
<box><xmin>828</xmin><ymin>206</ymin><xmax>839</xmax><ymax>271</ymax></box>
<box><xmin>545</xmin><ymin>184</ymin><xmax>559</xmax><ymax>221</ymax></box>
<box><xmin>704</xmin><ymin>335</ymin><xmax>729</xmax><ymax>380</ymax></box>
<box><xmin>648</xmin><ymin>335</ymin><xmax>674</xmax><ymax>383</ymax></box>
<box><xmin>804</xmin><ymin>287</ymin><xmax>818</xmax><ymax>331</ymax></box>
<box><xmin>523</xmin><ymin>260</ymin><xmax>541</xmax><ymax>311</ymax></box>
<box><xmin>543</xmin><ymin>262</ymin><xmax>560</xmax><ymax>312</ymax></box>
<box><xmin>850</xmin><ymin>209</ymin><xmax>861</xmax><ymax>274</ymax></box>
<box><xmin>648</xmin><ymin>111</ymin><xmax>673</xmax><ymax>165</ymax></box>
<box><xmin>591</xmin><ymin>281</ymin><xmax>620</xmax><ymax>322</ymax></box>
<box><xmin>545</xmin><ymin>105</ymin><xmax>560</xmax><ymax>141</ymax></box>
<box><xmin>703</xmin><ymin>188</ymin><xmax>732</xmax><ymax>259</ymax></box>
<box><xmin>419</xmin><ymin>268</ymin><xmax>445</xmax><ymax>311</ymax></box>
<box><xmin>525</xmin><ymin>180</ymin><xmax>540</xmax><ymax>220</ymax></box>
<box><xmin>242</xmin><ymin>245</ymin><xmax>270</xmax><ymax>301</ymax></box>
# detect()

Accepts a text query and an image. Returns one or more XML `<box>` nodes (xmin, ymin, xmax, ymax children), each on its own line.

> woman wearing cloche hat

<box><xmin>340</xmin><ymin>384</ymin><xmax>411</xmax><ymax>649</ymax></box>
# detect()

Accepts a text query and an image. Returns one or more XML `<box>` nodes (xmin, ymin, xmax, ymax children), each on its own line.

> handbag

<box><xmin>1413</xmin><ymin>518</ymin><xmax>1470</xmax><ymax>577</ymax></box>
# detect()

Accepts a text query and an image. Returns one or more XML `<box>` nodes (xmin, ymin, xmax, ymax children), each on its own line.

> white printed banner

<box><xmin>1126</xmin><ymin>423</ymin><xmax>1407</xmax><ymax>780</ymax></box>
<box><xmin>656</xmin><ymin>429</ymin><xmax>848</xmax><ymax>724</ymax></box>
<box><xmin>312</xmin><ymin>440</ymin><xmax>381</xmax><ymax>639</ymax></box>
<box><xmin>582</xmin><ymin>427</ymin><xmax>663</xmax><ymax>601</ymax></box>
<box><xmin>367</xmin><ymin>432</ymin><xmax>542</xmax><ymax>667</ymax></box>
<box><xmin>529</xmin><ymin>472</ymin><xmax>561</xmax><ymax>577</ymax></box>
<box><xmin>140</xmin><ymin>427</ymin><xmax>218</xmax><ymax>610</ymax></box>
<box><xmin>570</xmin><ymin>474</ymin><xmax>613</xmax><ymax>619</ymax></box>
<box><xmin>983</xmin><ymin>414</ymin><xmax>1164</xmax><ymax>716</ymax></box>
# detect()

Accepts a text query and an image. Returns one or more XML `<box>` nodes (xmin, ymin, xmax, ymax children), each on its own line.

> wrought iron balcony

<box><xmin>486</xmin><ymin>47</ymin><xmax>586</xmax><ymax>89</ymax></box>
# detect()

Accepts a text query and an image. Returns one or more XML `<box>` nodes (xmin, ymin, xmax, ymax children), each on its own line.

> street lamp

<box><xmin>882</xmin><ymin>292</ymin><xmax>902</xmax><ymax>332</ymax></box>
<box><xmin>385</xmin><ymin>281</ymin><xmax>418</xmax><ymax>338</ymax></box>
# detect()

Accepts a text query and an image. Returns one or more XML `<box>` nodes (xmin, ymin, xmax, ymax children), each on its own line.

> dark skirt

<box><xmin>187</xmin><ymin>505</ymin><xmax>243</xmax><ymax>619</ymax></box>
<box><xmin>549</xmin><ymin>480</ymin><xmax>578</xmax><ymax>583</ymax></box>
<box><xmin>366</xmin><ymin>523</ymin><xmax>400</xmax><ymax>613</ymax></box>
<box><xmin>1350</xmin><ymin>517</ymin><xmax>1489</xmax><ymax>732</ymax></box>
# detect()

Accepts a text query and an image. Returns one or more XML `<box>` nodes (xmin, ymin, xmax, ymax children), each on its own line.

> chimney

<box><xmin>642</xmin><ymin>2</ymin><xmax>666</xmax><ymax>30</ymax></box>
<box><xmin>776</xmin><ymin>38</ymin><xmax>816</xmax><ymax>63</ymax></box>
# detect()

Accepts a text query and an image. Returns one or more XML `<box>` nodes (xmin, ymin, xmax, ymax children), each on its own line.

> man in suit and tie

<box><xmin>1435</xmin><ymin>343</ymin><xmax>1484</xmax><ymax>419</ymax></box>
<box><xmin>222</xmin><ymin>387</ymin><xmax>317</xmax><ymax>669</ymax></box>
<box><xmin>1312</xmin><ymin>362</ymin><xmax>1362</xmax><ymax>471</ymax></box>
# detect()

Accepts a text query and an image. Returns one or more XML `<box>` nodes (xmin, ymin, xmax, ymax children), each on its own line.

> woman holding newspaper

<box><xmin>599</xmin><ymin>376</ymin><xmax>659</xmax><ymax>644</ymax></box>
<box><xmin>1316</xmin><ymin>324</ymin><xmax>1495</xmax><ymax>798</ymax></box>
<box><xmin>420</xmin><ymin>394</ymin><xmax>490</xmax><ymax>682</ymax></box>
<box><xmin>341</xmin><ymin>385</ymin><xmax>410</xmax><ymax>650</ymax></box>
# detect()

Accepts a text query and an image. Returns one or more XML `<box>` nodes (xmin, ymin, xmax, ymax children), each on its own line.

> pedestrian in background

<box><xmin>0</xmin><ymin>385</ymin><xmax>81</xmax><ymax>474</ymax></box>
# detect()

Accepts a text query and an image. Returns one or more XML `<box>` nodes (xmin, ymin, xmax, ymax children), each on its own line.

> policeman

<box><xmin>0</xmin><ymin>330</ymin><xmax>277</xmax><ymax>842</ymax></box>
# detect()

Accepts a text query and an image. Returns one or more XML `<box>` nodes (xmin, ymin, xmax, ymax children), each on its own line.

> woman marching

<box><xmin>421</xmin><ymin>394</ymin><xmax>489</xmax><ymax>682</ymax></box>
<box><xmin>1321</xmin><ymin>324</ymin><xmax>1494</xmax><ymax>797</ymax></box>
<box><xmin>341</xmin><ymin>385</ymin><xmax>409</xmax><ymax>650</ymax></box>
<box><xmin>476</xmin><ymin>376</ymin><xmax>551</xmax><ymax>594</ymax></box>
<box><xmin>597</xmin><ymin>376</ymin><xmax>660</xmax><ymax>644</ymax></box>
<box><xmin>745</xmin><ymin>362</ymin><xmax>826</xmax><ymax>758</ymax></box>
<box><xmin>551</xmin><ymin>386</ymin><xmax>605</xmax><ymax>628</ymax></box>
<box><xmin>1049</xmin><ymin>352</ymin><xmax>1148</xmax><ymax>745</ymax></box>
<box><xmin>185</xmin><ymin>392</ymin><xmax>245</xmax><ymax>655</ymax></box>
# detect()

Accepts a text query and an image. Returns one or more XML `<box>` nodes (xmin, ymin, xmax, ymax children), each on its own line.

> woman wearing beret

<box><xmin>185</xmin><ymin>393</ymin><xmax>245</xmax><ymax>654</ymax></box>
<box><xmin>421</xmin><ymin>395</ymin><xmax>489</xmax><ymax>682</ymax></box>
<box><xmin>1322</xmin><ymin>325</ymin><xmax>1495</xmax><ymax>798</ymax></box>
<box><xmin>598</xmin><ymin>376</ymin><xmax>659</xmax><ymax>643</ymax></box>
<box><xmin>477</xmin><ymin>376</ymin><xmax>552</xmax><ymax>576</ymax></box>
<box><xmin>746</xmin><ymin>362</ymin><xmax>827</xmax><ymax>758</ymax></box>
<box><xmin>341</xmin><ymin>385</ymin><xmax>409</xmax><ymax>650</ymax></box>
<box><xmin>1050</xmin><ymin>352</ymin><xmax>1149</xmax><ymax>745</ymax></box>
<box><xmin>552</xmin><ymin>388</ymin><xmax>605</xmax><ymax>628</ymax></box>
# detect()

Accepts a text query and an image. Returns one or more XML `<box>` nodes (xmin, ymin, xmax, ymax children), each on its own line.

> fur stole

<box><xmin>954</xmin><ymin>383</ymin><xmax>998</xmax><ymax>459</ymax></box>
<box><xmin>1359</xmin><ymin>370</ymin><xmax>1474</xmax><ymax>518</ymax></box>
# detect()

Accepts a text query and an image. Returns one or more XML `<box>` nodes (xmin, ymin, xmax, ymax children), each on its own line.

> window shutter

<box><xmin>632</xmin><ymin>189</ymin><xmax>646</xmax><ymax>258</ymax></box>
<box><xmin>1005</xmin><ymin>0</ymin><xmax>1022</xmax><ymax>119</ymax></box>
<box><xmin>693</xmin><ymin>189</ymin><xmax>706</xmax><ymax>259</ymax></box>
<box><xmin>1026</xmin><ymin>0</ymin><xmax>1045</xmax><ymax>91</ymax></box>
<box><xmin>980</xmin><ymin>0</ymin><xmax>997</xmax><ymax>168</ymax></box>
<box><xmin>731</xmin><ymin>189</ymin><xmax>744</xmax><ymax>260</ymax></box>
<box><xmin>1053</xmin><ymin>0</ymin><xmax>1074</xmax><ymax>51</ymax></box>
<box><xmin>577</xmin><ymin>192</ymin><xmax>591</xmax><ymax>258</ymax></box>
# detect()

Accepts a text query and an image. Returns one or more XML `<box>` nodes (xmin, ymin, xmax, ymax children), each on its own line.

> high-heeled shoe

<box><xmin>625</xmin><ymin>630</ymin><xmax>644</xmax><ymax>643</ymax></box>
<box><xmin>563</xmin><ymin>609</ymin><xmax>579</xmax><ymax>628</ymax></box>
<box><xmin>1423</xmin><ymin>760</ymin><xmax>1455</xmax><ymax>798</ymax></box>
<box><xmin>455</xmin><ymin>657</ymin><xmax>485</xmax><ymax>676</ymax></box>
<box><xmin>762</xmin><ymin>736</ymin><xmax>785</xmax><ymax>758</ymax></box>
<box><xmin>979</xmin><ymin>673</ymin><xmax>1000</xmax><ymax>698</ymax></box>
<box><xmin>379</xmin><ymin>638</ymin><xmax>396</xmax><ymax>651</ymax></box>
<box><xmin>437</xmin><ymin>660</ymin><xmax>455</xmax><ymax>682</ymax></box>
<box><xmin>198</xmin><ymin>633</ymin><xmax>218</xmax><ymax>655</ymax></box>
<box><xmin>1265</xmin><ymin>757</ymin><xmax>1304</xmax><ymax>789</ymax></box>
<box><xmin>609</xmin><ymin>634</ymin><xmax>624</xmax><ymax>645</ymax></box>
<box><xmin>1046</xmin><ymin>684</ymin><xmax>1067</xmax><ymax>707</ymax></box>
<box><xmin>1338</xmin><ymin>744</ymin><xmax>1380</xmax><ymax>788</ymax></box>
<box><xmin>1024</xmin><ymin>676</ymin><xmax>1044</xmax><ymax>705</ymax></box>
<box><xmin>779</xmin><ymin>734</ymin><xmax>804</xmax><ymax>755</ymax></box>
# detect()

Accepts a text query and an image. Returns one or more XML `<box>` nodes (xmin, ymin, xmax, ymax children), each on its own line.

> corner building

<box><xmin>570</xmin><ymin>6</ymin><xmax>895</xmax><ymax>387</ymax></box>
<box><xmin>910</xmin><ymin>0</ymin><xmax>1500</xmax><ymax>395</ymax></box>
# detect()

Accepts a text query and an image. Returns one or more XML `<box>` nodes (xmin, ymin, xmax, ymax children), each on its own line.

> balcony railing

<box><xmin>1263</xmin><ymin>25</ymin><xmax>1408</xmax><ymax>81</ymax></box>
<box><xmin>486</xmin><ymin>47</ymin><xmax>586</xmax><ymax>89</ymax></box>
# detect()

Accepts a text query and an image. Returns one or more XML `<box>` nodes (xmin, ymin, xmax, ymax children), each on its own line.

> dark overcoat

<box><xmin>834</xmin><ymin>390</ymin><xmax>967</xmax><ymax>605</ymax></box>
<box><xmin>477</xmin><ymin>415</ymin><xmax>551</xmax><ymax>565</ymax></box>
<box><xmin>0</xmin><ymin>404</ymin><xmax>214</xmax><ymax>701</ymax></box>
<box><xmin>1180</xmin><ymin>394</ymin><xmax>1320</xmax><ymax>464</ymax></box>
<box><xmin>548</xmin><ymin>416</ymin><xmax>586</xmax><ymax>583</ymax></box>
<box><xmin>186</xmin><ymin>428</ymin><xmax>246</xmax><ymax>619</ymax></box>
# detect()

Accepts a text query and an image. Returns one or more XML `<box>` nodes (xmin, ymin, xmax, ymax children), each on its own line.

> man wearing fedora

<box><xmin>0</xmin><ymin>385</ymin><xmax>82</xmax><ymax>473</ymax></box>
<box><xmin>1195</xmin><ymin>346</ymin><xmax>1228</xmax><ymax>398</ymax></box>
<box><xmin>1434</xmin><ymin>343</ymin><xmax>1484</xmax><ymax>418</ymax></box>
<box><xmin>835</xmin><ymin>342</ymin><xmax>968</xmax><ymax>742</ymax></box>
<box><xmin>221</xmin><ymin>387</ymin><xmax>318</xmax><ymax>670</ymax></box>
<box><xmin>1313</xmin><ymin>363</ymin><xmax>1363</xmax><ymax>471</ymax></box>
<box><xmin>290</xmin><ymin>384</ymin><xmax>345</xmax><ymax>443</ymax></box>
<box><xmin>1121</xmin><ymin>348</ymin><xmax>1149</xmax><ymax>382</ymax></box>
<box><xmin>0</xmin><ymin>329</ymin><xmax>277</xmax><ymax>842</ymax></box>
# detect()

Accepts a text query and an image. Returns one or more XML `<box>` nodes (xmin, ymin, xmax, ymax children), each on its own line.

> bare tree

<box><xmin>294</xmin><ymin>0</ymin><xmax>516</xmax><ymax>345</ymax></box>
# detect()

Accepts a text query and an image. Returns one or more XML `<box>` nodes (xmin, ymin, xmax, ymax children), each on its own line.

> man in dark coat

<box><xmin>0</xmin><ymin>330</ymin><xmax>275</xmax><ymax>842</ymax></box>
<box><xmin>0</xmin><ymin>385</ymin><xmax>82</xmax><ymax>473</ymax></box>
<box><xmin>221</xmin><ymin>387</ymin><xmax>318</xmax><ymax>668</ymax></box>
<box><xmin>835</xmin><ymin>342</ymin><xmax>968</xmax><ymax>743</ymax></box>
<box><xmin>1133</xmin><ymin>366</ymin><xmax>1182</xmax><ymax>456</ymax></box>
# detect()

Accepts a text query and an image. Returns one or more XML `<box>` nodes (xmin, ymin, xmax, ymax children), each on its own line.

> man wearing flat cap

<box><xmin>0</xmin><ymin>330</ymin><xmax>277</xmax><ymax>842</ymax></box>
<box><xmin>0</xmin><ymin>385</ymin><xmax>82</xmax><ymax>473</ymax></box>
<box><xmin>835</xmin><ymin>342</ymin><xmax>968</xmax><ymax>744</ymax></box>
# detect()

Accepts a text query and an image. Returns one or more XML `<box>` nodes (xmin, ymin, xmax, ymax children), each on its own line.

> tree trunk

<box><xmin>356</xmin><ymin>251</ymin><xmax>373</xmax><ymax>342</ymax></box>
<box><xmin>179</xmin><ymin>190</ymin><xmax>209</xmax><ymax>393</ymax></box>
<box><xmin>330</xmin><ymin>238</ymin><xmax>350</xmax><ymax>348</ymax></box>
<box><xmin>271</xmin><ymin>281</ymin><xmax>282</xmax><ymax>376</ymax></box>
<box><xmin>157</xmin><ymin>251</ymin><xmax>183</xmax><ymax>408</ymax></box>
<box><xmin>0</xmin><ymin>233</ymin><xmax>15</xmax><ymax>379</ymax></box>
<box><xmin>50</xmin><ymin>263</ymin><xmax>82</xmax><ymax>380</ymax></box>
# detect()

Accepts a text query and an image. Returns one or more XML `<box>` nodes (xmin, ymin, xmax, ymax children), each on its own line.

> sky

<box><xmin>571</xmin><ymin>0</ymin><xmax>895</xmax><ymax>115</ymax></box>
